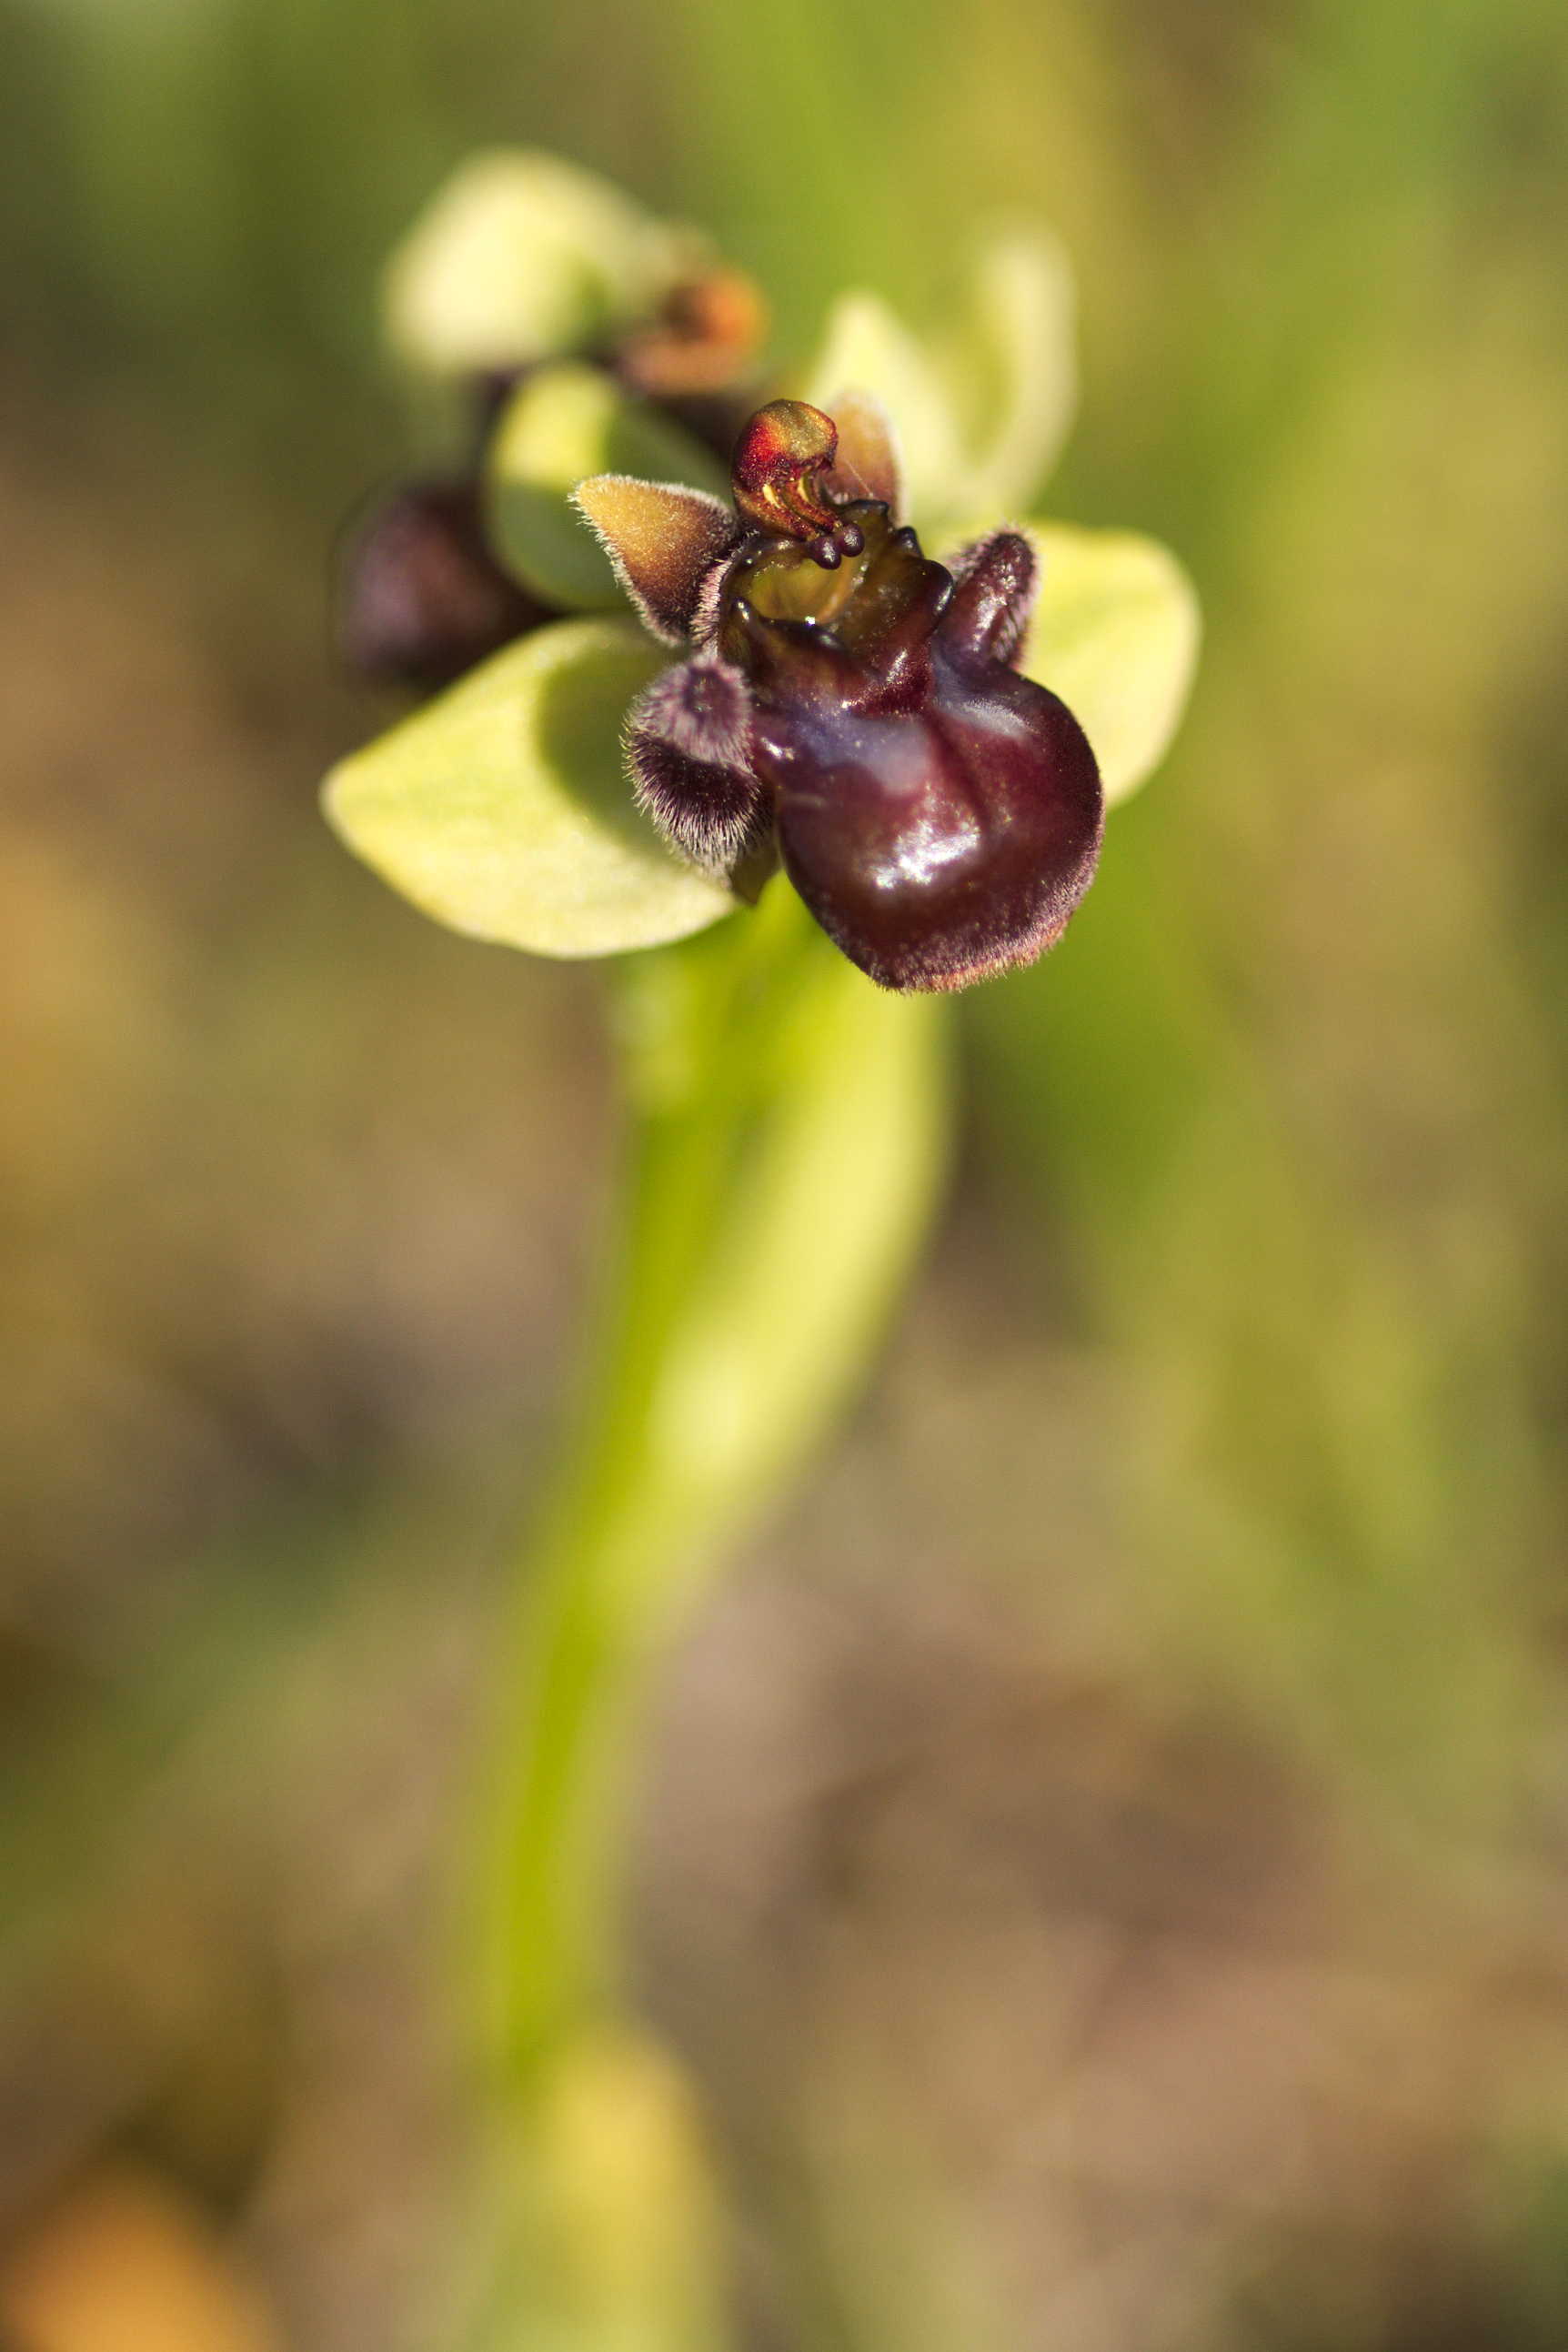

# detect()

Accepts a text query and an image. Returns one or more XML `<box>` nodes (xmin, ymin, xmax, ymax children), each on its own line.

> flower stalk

<box><xmin>476</xmin><ymin>883</ymin><xmax>943</xmax><ymax>2081</ymax></box>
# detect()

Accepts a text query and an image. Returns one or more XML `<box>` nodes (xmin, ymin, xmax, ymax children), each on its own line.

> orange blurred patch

<box><xmin>0</xmin><ymin>2166</ymin><xmax>282</xmax><ymax>2352</ymax></box>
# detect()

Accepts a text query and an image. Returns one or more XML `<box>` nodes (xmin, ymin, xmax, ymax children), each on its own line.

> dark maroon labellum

<box><xmin>618</xmin><ymin>398</ymin><xmax>1103</xmax><ymax>992</ymax></box>
<box><xmin>726</xmin><ymin>509</ymin><xmax>1101</xmax><ymax>991</ymax></box>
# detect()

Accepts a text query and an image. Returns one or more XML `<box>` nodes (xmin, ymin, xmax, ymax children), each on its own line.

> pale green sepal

<box><xmin>805</xmin><ymin>291</ymin><xmax>962</xmax><ymax>528</ymax></box>
<box><xmin>806</xmin><ymin>228</ymin><xmax>1079</xmax><ymax>532</ymax></box>
<box><xmin>322</xmin><ymin>619</ymin><xmax>735</xmax><ymax>959</ymax></box>
<box><xmin>948</xmin><ymin>226</ymin><xmax>1079</xmax><ymax>517</ymax></box>
<box><xmin>1009</xmin><ymin>523</ymin><xmax>1201</xmax><ymax>806</ymax></box>
<box><xmin>382</xmin><ymin>149</ymin><xmax>697</xmax><ymax>378</ymax></box>
<box><xmin>486</xmin><ymin>364</ymin><xmax>728</xmax><ymax>609</ymax></box>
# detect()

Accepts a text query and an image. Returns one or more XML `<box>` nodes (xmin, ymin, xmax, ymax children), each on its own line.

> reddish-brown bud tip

<box><xmin>618</xmin><ymin>267</ymin><xmax>769</xmax><ymax>397</ymax></box>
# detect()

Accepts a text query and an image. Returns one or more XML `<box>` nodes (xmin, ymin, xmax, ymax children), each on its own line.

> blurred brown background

<box><xmin>3</xmin><ymin>0</ymin><xmax>1568</xmax><ymax>2346</ymax></box>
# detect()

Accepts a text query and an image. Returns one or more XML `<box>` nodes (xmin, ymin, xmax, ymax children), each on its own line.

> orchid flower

<box><xmin>326</xmin><ymin>160</ymin><xmax>1199</xmax><ymax>995</ymax></box>
<box><xmin>319</xmin><ymin>177</ymin><xmax>1203</xmax><ymax>2268</ymax></box>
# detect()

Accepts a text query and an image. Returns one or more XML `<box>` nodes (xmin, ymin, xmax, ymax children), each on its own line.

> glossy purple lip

<box><xmin>752</xmin><ymin>622</ymin><xmax>1101</xmax><ymax>993</ymax></box>
<box><xmin>602</xmin><ymin>400</ymin><xmax>1104</xmax><ymax>991</ymax></box>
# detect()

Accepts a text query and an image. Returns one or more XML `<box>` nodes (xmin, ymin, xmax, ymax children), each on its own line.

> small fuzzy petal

<box><xmin>633</xmin><ymin>651</ymin><xmax>754</xmax><ymax>769</ymax></box>
<box><xmin>628</xmin><ymin>723</ymin><xmax>769</xmax><ymax>876</ymax></box>
<box><xmin>943</xmin><ymin>529</ymin><xmax>1038</xmax><ymax>667</ymax></box>
<box><xmin>819</xmin><ymin>387</ymin><xmax>904</xmax><ymax>516</ymax></box>
<box><xmin>571</xmin><ymin>474</ymin><xmax>739</xmax><ymax>643</ymax></box>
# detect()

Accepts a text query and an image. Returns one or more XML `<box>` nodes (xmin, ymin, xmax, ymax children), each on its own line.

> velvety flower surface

<box><xmin>587</xmin><ymin>400</ymin><xmax>1104</xmax><ymax>990</ymax></box>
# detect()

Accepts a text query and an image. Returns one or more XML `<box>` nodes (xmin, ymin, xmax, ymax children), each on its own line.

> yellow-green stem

<box><xmin>477</xmin><ymin>886</ymin><xmax>824</xmax><ymax>2082</ymax></box>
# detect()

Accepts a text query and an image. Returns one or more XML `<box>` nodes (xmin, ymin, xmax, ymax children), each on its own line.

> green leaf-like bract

<box><xmin>323</xmin><ymin>618</ymin><xmax>735</xmax><ymax>958</ymax></box>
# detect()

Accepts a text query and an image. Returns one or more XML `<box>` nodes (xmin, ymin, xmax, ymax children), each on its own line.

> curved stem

<box><xmin>477</xmin><ymin>887</ymin><xmax>821</xmax><ymax>2082</ymax></box>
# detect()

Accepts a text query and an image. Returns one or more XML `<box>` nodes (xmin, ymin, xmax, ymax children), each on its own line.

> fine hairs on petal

<box><xmin>688</xmin><ymin>551</ymin><xmax>738</xmax><ymax>649</ymax></box>
<box><xmin>627</xmin><ymin>723</ymin><xmax>769</xmax><ymax>876</ymax></box>
<box><xmin>943</xmin><ymin>528</ymin><xmax>1039</xmax><ymax>668</ymax></box>
<box><xmin>634</xmin><ymin>652</ymin><xmax>754</xmax><ymax>769</ymax></box>
<box><xmin>822</xmin><ymin>902</ymin><xmax>1075</xmax><ymax>996</ymax></box>
<box><xmin>572</xmin><ymin>474</ymin><xmax>739</xmax><ymax>644</ymax></box>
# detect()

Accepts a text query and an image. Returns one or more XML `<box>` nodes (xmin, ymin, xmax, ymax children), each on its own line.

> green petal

<box><xmin>805</xmin><ymin>291</ymin><xmax>961</xmax><ymax>528</ymax></box>
<box><xmin>946</xmin><ymin>227</ymin><xmax>1079</xmax><ymax>517</ymax></box>
<box><xmin>1009</xmin><ymin>523</ymin><xmax>1201</xmax><ymax>806</ymax></box>
<box><xmin>323</xmin><ymin>618</ymin><xmax>735</xmax><ymax>958</ymax></box>
<box><xmin>805</xmin><ymin>229</ymin><xmax>1078</xmax><ymax>534</ymax></box>
<box><xmin>486</xmin><ymin>363</ymin><xmax>728</xmax><ymax>610</ymax></box>
<box><xmin>381</xmin><ymin>149</ymin><xmax>693</xmax><ymax>377</ymax></box>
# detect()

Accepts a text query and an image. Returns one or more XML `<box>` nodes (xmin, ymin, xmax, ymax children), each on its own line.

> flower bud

<box><xmin>337</xmin><ymin>478</ymin><xmax>547</xmax><ymax>695</ymax></box>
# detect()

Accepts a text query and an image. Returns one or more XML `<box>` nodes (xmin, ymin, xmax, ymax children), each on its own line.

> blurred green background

<box><xmin>3</xmin><ymin>0</ymin><xmax>1568</xmax><ymax>2346</ymax></box>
